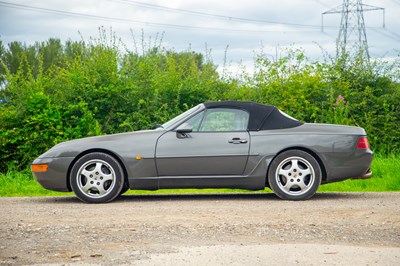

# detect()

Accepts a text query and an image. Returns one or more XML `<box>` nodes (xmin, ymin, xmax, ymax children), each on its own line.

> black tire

<box><xmin>70</xmin><ymin>152</ymin><xmax>125</xmax><ymax>203</ymax></box>
<box><xmin>268</xmin><ymin>150</ymin><xmax>322</xmax><ymax>200</ymax></box>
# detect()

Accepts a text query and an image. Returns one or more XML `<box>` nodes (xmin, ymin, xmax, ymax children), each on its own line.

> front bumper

<box><xmin>31</xmin><ymin>157</ymin><xmax>75</xmax><ymax>192</ymax></box>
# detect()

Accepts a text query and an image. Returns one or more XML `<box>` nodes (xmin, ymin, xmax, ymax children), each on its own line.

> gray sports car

<box><xmin>31</xmin><ymin>101</ymin><xmax>373</xmax><ymax>203</ymax></box>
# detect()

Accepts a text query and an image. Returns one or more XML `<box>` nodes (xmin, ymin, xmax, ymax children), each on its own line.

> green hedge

<box><xmin>0</xmin><ymin>34</ymin><xmax>399</xmax><ymax>172</ymax></box>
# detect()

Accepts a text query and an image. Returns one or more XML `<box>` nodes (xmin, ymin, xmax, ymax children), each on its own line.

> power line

<box><xmin>108</xmin><ymin>0</ymin><xmax>325</xmax><ymax>29</ymax></box>
<box><xmin>374</xmin><ymin>28</ymin><xmax>400</xmax><ymax>42</ymax></box>
<box><xmin>385</xmin><ymin>28</ymin><xmax>400</xmax><ymax>40</ymax></box>
<box><xmin>0</xmin><ymin>1</ymin><xmax>326</xmax><ymax>33</ymax></box>
<box><xmin>1</xmin><ymin>0</ymin><xmax>398</xmax><ymax>47</ymax></box>
<box><xmin>368</xmin><ymin>27</ymin><xmax>388</xmax><ymax>40</ymax></box>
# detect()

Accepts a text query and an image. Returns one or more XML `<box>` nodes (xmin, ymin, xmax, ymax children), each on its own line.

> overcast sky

<box><xmin>0</xmin><ymin>0</ymin><xmax>399</xmax><ymax>71</ymax></box>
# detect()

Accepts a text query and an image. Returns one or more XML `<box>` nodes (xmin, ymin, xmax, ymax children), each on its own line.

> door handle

<box><xmin>228</xmin><ymin>138</ymin><xmax>248</xmax><ymax>144</ymax></box>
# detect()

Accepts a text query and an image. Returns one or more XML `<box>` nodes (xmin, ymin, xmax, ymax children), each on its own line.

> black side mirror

<box><xmin>176</xmin><ymin>124</ymin><xmax>193</xmax><ymax>138</ymax></box>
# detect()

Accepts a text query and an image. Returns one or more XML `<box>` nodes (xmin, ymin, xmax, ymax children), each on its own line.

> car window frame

<box><xmin>162</xmin><ymin>104</ymin><xmax>205</xmax><ymax>130</ymax></box>
<box><xmin>176</xmin><ymin>107</ymin><xmax>250</xmax><ymax>133</ymax></box>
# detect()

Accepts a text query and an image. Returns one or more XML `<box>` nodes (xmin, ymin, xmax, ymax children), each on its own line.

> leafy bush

<box><xmin>224</xmin><ymin>49</ymin><xmax>399</xmax><ymax>153</ymax></box>
<box><xmin>0</xmin><ymin>33</ymin><xmax>399</xmax><ymax>172</ymax></box>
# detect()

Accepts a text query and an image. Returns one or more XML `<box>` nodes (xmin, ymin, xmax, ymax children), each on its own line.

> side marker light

<box><xmin>31</xmin><ymin>164</ymin><xmax>49</xmax><ymax>172</ymax></box>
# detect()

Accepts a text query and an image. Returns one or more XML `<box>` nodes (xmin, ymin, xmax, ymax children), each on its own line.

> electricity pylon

<box><xmin>322</xmin><ymin>0</ymin><xmax>385</xmax><ymax>64</ymax></box>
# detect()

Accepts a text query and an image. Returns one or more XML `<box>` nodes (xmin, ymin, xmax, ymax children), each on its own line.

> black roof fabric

<box><xmin>203</xmin><ymin>101</ymin><xmax>302</xmax><ymax>131</ymax></box>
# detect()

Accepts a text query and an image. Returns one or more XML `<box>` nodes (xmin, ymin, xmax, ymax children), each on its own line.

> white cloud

<box><xmin>0</xmin><ymin>0</ymin><xmax>399</xmax><ymax>68</ymax></box>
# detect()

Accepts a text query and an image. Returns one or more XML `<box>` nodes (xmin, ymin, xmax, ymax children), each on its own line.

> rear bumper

<box><xmin>323</xmin><ymin>149</ymin><xmax>373</xmax><ymax>183</ymax></box>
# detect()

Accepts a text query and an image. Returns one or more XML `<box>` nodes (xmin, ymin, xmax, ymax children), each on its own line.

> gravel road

<box><xmin>0</xmin><ymin>192</ymin><xmax>399</xmax><ymax>265</ymax></box>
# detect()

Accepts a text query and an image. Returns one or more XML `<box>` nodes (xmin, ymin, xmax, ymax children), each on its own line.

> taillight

<box><xmin>357</xmin><ymin>137</ymin><xmax>370</xmax><ymax>149</ymax></box>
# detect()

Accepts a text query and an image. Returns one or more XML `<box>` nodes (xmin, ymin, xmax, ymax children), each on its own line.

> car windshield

<box><xmin>158</xmin><ymin>104</ymin><xmax>203</xmax><ymax>130</ymax></box>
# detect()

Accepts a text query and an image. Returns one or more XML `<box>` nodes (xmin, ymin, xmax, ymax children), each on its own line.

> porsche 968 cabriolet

<box><xmin>31</xmin><ymin>101</ymin><xmax>373</xmax><ymax>203</ymax></box>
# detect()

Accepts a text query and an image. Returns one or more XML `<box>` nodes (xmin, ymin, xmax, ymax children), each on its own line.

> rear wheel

<box><xmin>268</xmin><ymin>150</ymin><xmax>321</xmax><ymax>200</ymax></box>
<box><xmin>70</xmin><ymin>152</ymin><xmax>124</xmax><ymax>203</ymax></box>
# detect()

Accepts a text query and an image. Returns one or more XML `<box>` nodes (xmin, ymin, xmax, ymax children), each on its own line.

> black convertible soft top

<box><xmin>204</xmin><ymin>101</ymin><xmax>303</xmax><ymax>131</ymax></box>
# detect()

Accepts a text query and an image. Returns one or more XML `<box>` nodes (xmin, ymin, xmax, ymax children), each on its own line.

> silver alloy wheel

<box><xmin>275</xmin><ymin>156</ymin><xmax>315</xmax><ymax>196</ymax></box>
<box><xmin>76</xmin><ymin>159</ymin><xmax>117</xmax><ymax>199</ymax></box>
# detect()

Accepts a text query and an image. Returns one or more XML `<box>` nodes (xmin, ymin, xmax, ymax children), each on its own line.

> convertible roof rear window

<box><xmin>204</xmin><ymin>101</ymin><xmax>302</xmax><ymax>131</ymax></box>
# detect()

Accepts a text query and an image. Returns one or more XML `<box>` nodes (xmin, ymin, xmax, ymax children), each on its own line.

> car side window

<box><xmin>183</xmin><ymin>111</ymin><xmax>205</xmax><ymax>132</ymax></box>
<box><xmin>199</xmin><ymin>108</ymin><xmax>249</xmax><ymax>132</ymax></box>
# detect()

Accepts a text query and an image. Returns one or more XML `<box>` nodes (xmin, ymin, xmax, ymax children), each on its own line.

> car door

<box><xmin>155</xmin><ymin>108</ymin><xmax>250</xmax><ymax>177</ymax></box>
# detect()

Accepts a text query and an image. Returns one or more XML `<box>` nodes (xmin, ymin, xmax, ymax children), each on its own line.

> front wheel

<box><xmin>70</xmin><ymin>152</ymin><xmax>125</xmax><ymax>203</ymax></box>
<box><xmin>268</xmin><ymin>150</ymin><xmax>322</xmax><ymax>200</ymax></box>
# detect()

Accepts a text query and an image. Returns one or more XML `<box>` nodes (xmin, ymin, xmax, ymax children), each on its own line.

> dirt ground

<box><xmin>0</xmin><ymin>192</ymin><xmax>399</xmax><ymax>265</ymax></box>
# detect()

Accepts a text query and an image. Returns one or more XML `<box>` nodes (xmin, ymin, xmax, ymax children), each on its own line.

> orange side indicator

<box><xmin>31</xmin><ymin>164</ymin><xmax>49</xmax><ymax>172</ymax></box>
<box><xmin>135</xmin><ymin>156</ymin><xmax>142</xmax><ymax>160</ymax></box>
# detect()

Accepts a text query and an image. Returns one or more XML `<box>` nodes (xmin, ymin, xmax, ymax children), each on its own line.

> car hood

<box><xmin>38</xmin><ymin>129</ymin><xmax>164</xmax><ymax>158</ymax></box>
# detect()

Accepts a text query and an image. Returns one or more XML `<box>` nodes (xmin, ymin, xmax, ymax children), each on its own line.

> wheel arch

<box><xmin>66</xmin><ymin>148</ymin><xmax>129</xmax><ymax>192</ymax></box>
<box><xmin>266</xmin><ymin>146</ymin><xmax>327</xmax><ymax>186</ymax></box>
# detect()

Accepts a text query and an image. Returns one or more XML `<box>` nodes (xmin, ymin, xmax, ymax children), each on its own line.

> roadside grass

<box><xmin>0</xmin><ymin>169</ymin><xmax>73</xmax><ymax>197</ymax></box>
<box><xmin>0</xmin><ymin>155</ymin><xmax>398</xmax><ymax>197</ymax></box>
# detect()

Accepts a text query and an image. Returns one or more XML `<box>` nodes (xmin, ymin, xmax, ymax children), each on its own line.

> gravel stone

<box><xmin>0</xmin><ymin>192</ymin><xmax>399</xmax><ymax>265</ymax></box>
